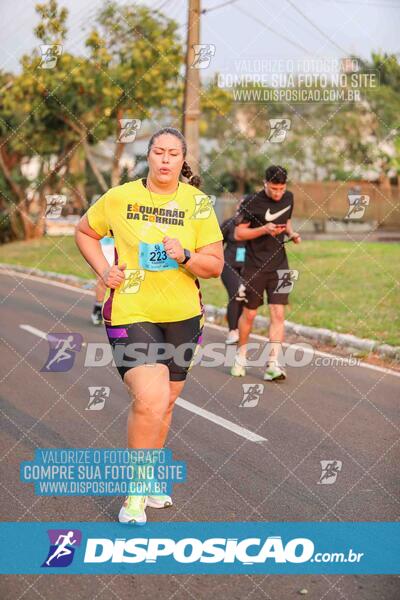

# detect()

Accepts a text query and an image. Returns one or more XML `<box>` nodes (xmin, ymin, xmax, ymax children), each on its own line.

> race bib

<box><xmin>235</xmin><ymin>247</ymin><xmax>246</xmax><ymax>262</ymax></box>
<box><xmin>139</xmin><ymin>241</ymin><xmax>178</xmax><ymax>271</ymax></box>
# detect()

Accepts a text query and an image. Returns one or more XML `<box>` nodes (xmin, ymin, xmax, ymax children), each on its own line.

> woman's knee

<box><xmin>132</xmin><ymin>392</ymin><xmax>169</xmax><ymax>423</ymax></box>
<box><xmin>167</xmin><ymin>380</ymin><xmax>185</xmax><ymax>410</ymax></box>
<box><xmin>269</xmin><ymin>305</ymin><xmax>285</xmax><ymax>324</ymax></box>
<box><xmin>126</xmin><ymin>372</ymin><xmax>170</xmax><ymax>416</ymax></box>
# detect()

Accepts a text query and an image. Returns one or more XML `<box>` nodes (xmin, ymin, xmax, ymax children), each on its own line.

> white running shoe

<box><xmin>225</xmin><ymin>329</ymin><xmax>239</xmax><ymax>345</ymax></box>
<box><xmin>146</xmin><ymin>494</ymin><xmax>173</xmax><ymax>509</ymax></box>
<box><xmin>231</xmin><ymin>354</ymin><xmax>247</xmax><ymax>377</ymax></box>
<box><xmin>118</xmin><ymin>495</ymin><xmax>147</xmax><ymax>525</ymax></box>
<box><xmin>264</xmin><ymin>364</ymin><xmax>287</xmax><ymax>381</ymax></box>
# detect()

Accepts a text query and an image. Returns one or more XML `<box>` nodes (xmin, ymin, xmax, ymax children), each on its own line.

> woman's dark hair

<box><xmin>147</xmin><ymin>127</ymin><xmax>201</xmax><ymax>187</ymax></box>
<box><xmin>264</xmin><ymin>165</ymin><xmax>288</xmax><ymax>184</ymax></box>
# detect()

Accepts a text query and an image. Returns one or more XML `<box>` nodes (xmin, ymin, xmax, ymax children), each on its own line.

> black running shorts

<box><xmin>105</xmin><ymin>314</ymin><xmax>204</xmax><ymax>382</ymax></box>
<box><xmin>241</xmin><ymin>269</ymin><xmax>290</xmax><ymax>308</ymax></box>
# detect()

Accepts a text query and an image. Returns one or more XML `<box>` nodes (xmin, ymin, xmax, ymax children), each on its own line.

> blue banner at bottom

<box><xmin>0</xmin><ymin>522</ymin><xmax>398</xmax><ymax>574</ymax></box>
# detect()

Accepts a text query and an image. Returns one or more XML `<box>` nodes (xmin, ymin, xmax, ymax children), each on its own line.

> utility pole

<box><xmin>182</xmin><ymin>0</ymin><xmax>201</xmax><ymax>173</ymax></box>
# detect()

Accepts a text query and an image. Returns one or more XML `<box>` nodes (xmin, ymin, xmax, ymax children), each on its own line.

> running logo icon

<box><xmin>318</xmin><ymin>460</ymin><xmax>343</xmax><ymax>485</ymax></box>
<box><xmin>39</xmin><ymin>45</ymin><xmax>62</xmax><ymax>69</ymax></box>
<box><xmin>345</xmin><ymin>194</ymin><xmax>369</xmax><ymax>220</ymax></box>
<box><xmin>118</xmin><ymin>119</ymin><xmax>142</xmax><ymax>143</ymax></box>
<box><xmin>268</xmin><ymin>119</ymin><xmax>291</xmax><ymax>143</ymax></box>
<box><xmin>42</xmin><ymin>529</ymin><xmax>82</xmax><ymax>567</ymax></box>
<box><xmin>41</xmin><ymin>333</ymin><xmax>83</xmax><ymax>372</ymax></box>
<box><xmin>86</xmin><ymin>386</ymin><xmax>110</xmax><ymax>410</ymax></box>
<box><xmin>190</xmin><ymin>44</ymin><xmax>216</xmax><ymax>69</ymax></box>
<box><xmin>239</xmin><ymin>384</ymin><xmax>264</xmax><ymax>407</ymax></box>
<box><xmin>192</xmin><ymin>195</ymin><xmax>216</xmax><ymax>219</ymax></box>
<box><xmin>45</xmin><ymin>194</ymin><xmax>67</xmax><ymax>219</ymax></box>
<box><xmin>119</xmin><ymin>270</ymin><xmax>145</xmax><ymax>294</ymax></box>
<box><xmin>274</xmin><ymin>270</ymin><xmax>299</xmax><ymax>294</ymax></box>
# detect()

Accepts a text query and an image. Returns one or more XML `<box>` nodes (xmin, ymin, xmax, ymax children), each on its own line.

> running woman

<box><xmin>220</xmin><ymin>207</ymin><xmax>246</xmax><ymax>344</ymax></box>
<box><xmin>75</xmin><ymin>127</ymin><xmax>223</xmax><ymax>524</ymax></box>
<box><xmin>231</xmin><ymin>165</ymin><xmax>301</xmax><ymax>381</ymax></box>
<box><xmin>91</xmin><ymin>236</ymin><xmax>115</xmax><ymax>325</ymax></box>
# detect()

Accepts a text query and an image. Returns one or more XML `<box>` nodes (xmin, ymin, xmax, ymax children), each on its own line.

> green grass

<box><xmin>0</xmin><ymin>236</ymin><xmax>94</xmax><ymax>280</ymax></box>
<box><xmin>1</xmin><ymin>237</ymin><xmax>399</xmax><ymax>345</ymax></box>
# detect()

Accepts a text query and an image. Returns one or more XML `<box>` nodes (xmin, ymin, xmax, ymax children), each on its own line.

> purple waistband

<box><xmin>106</xmin><ymin>327</ymin><xmax>128</xmax><ymax>338</ymax></box>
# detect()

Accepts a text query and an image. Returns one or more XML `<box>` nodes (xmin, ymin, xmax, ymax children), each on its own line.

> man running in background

<box><xmin>220</xmin><ymin>201</ymin><xmax>247</xmax><ymax>345</ymax></box>
<box><xmin>231</xmin><ymin>165</ymin><xmax>301</xmax><ymax>381</ymax></box>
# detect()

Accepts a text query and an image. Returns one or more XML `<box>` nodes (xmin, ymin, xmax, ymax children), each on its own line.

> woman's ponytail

<box><xmin>181</xmin><ymin>160</ymin><xmax>201</xmax><ymax>188</ymax></box>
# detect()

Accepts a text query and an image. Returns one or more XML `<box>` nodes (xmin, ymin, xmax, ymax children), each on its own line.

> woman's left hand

<box><xmin>163</xmin><ymin>236</ymin><xmax>185</xmax><ymax>263</ymax></box>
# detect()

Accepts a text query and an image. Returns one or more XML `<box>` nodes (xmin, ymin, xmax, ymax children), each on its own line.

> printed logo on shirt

<box><xmin>126</xmin><ymin>203</ymin><xmax>185</xmax><ymax>226</ymax></box>
<box><xmin>265</xmin><ymin>205</ymin><xmax>291</xmax><ymax>222</ymax></box>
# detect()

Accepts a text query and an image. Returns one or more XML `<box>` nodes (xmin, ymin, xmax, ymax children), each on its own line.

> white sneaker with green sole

<box><xmin>264</xmin><ymin>364</ymin><xmax>287</xmax><ymax>381</ymax></box>
<box><xmin>230</xmin><ymin>354</ymin><xmax>247</xmax><ymax>377</ymax></box>
<box><xmin>118</xmin><ymin>495</ymin><xmax>147</xmax><ymax>525</ymax></box>
<box><xmin>146</xmin><ymin>494</ymin><xmax>173</xmax><ymax>509</ymax></box>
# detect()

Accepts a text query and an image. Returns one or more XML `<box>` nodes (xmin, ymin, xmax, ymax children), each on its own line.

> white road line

<box><xmin>20</xmin><ymin>324</ymin><xmax>88</xmax><ymax>346</ymax></box>
<box><xmin>175</xmin><ymin>397</ymin><xmax>267</xmax><ymax>443</ymax></box>
<box><xmin>19</xmin><ymin>322</ymin><xmax>266</xmax><ymax>443</ymax></box>
<box><xmin>19</xmin><ymin>324</ymin><xmax>54</xmax><ymax>341</ymax></box>
<box><xmin>4</xmin><ymin>269</ymin><xmax>399</xmax><ymax>378</ymax></box>
<box><xmin>0</xmin><ymin>269</ymin><xmax>93</xmax><ymax>295</ymax></box>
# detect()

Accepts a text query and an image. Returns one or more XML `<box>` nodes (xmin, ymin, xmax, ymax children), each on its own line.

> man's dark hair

<box><xmin>265</xmin><ymin>165</ymin><xmax>287</xmax><ymax>184</ymax></box>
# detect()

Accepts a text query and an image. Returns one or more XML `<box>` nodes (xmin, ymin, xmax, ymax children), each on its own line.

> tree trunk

<box><xmin>111</xmin><ymin>109</ymin><xmax>124</xmax><ymax>187</ymax></box>
<box><xmin>111</xmin><ymin>141</ymin><xmax>124</xmax><ymax>187</ymax></box>
<box><xmin>236</xmin><ymin>175</ymin><xmax>245</xmax><ymax>195</ymax></box>
<box><xmin>84</xmin><ymin>140</ymin><xmax>108</xmax><ymax>193</ymax></box>
<box><xmin>61</xmin><ymin>116</ymin><xmax>108</xmax><ymax>193</ymax></box>
<box><xmin>69</xmin><ymin>145</ymin><xmax>86</xmax><ymax>211</ymax></box>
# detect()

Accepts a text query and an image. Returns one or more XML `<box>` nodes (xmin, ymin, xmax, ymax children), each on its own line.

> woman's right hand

<box><xmin>101</xmin><ymin>263</ymin><xmax>127</xmax><ymax>288</ymax></box>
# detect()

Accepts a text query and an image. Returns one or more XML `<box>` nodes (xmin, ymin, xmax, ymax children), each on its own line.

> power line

<box><xmin>286</xmin><ymin>0</ymin><xmax>350</xmax><ymax>55</ymax></box>
<box><xmin>202</xmin><ymin>0</ymin><xmax>239</xmax><ymax>13</ymax></box>
<box><xmin>154</xmin><ymin>0</ymin><xmax>173</xmax><ymax>10</ymax></box>
<box><xmin>233</xmin><ymin>4</ymin><xmax>313</xmax><ymax>55</ymax></box>
<box><xmin>317</xmin><ymin>0</ymin><xmax>400</xmax><ymax>7</ymax></box>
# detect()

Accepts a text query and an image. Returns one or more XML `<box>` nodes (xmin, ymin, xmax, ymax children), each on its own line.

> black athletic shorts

<box><xmin>105</xmin><ymin>314</ymin><xmax>204</xmax><ymax>382</ymax></box>
<box><xmin>241</xmin><ymin>268</ymin><xmax>290</xmax><ymax>308</ymax></box>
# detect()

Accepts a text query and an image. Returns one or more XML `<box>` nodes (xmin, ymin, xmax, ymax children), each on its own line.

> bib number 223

<box><xmin>139</xmin><ymin>242</ymin><xmax>178</xmax><ymax>271</ymax></box>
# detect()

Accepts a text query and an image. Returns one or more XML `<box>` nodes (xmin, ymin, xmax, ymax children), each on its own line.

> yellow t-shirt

<box><xmin>86</xmin><ymin>178</ymin><xmax>223</xmax><ymax>326</ymax></box>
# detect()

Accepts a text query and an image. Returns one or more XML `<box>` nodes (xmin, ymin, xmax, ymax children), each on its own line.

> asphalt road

<box><xmin>0</xmin><ymin>269</ymin><xmax>399</xmax><ymax>599</ymax></box>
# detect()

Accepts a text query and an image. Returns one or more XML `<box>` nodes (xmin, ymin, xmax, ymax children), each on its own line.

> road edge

<box><xmin>1</xmin><ymin>262</ymin><xmax>399</xmax><ymax>363</ymax></box>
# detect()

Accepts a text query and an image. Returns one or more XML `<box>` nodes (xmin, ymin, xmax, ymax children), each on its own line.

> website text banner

<box><xmin>0</xmin><ymin>522</ymin><xmax>398</xmax><ymax>574</ymax></box>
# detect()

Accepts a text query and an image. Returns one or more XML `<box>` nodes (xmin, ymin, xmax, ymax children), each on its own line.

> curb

<box><xmin>204</xmin><ymin>305</ymin><xmax>400</xmax><ymax>362</ymax></box>
<box><xmin>1</xmin><ymin>263</ymin><xmax>399</xmax><ymax>362</ymax></box>
<box><xmin>0</xmin><ymin>263</ymin><xmax>96</xmax><ymax>290</ymax></box>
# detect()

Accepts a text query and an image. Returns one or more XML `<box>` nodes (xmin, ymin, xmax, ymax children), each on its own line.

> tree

<box><xmin>85</xmin><ymin>1</ymin><xmax>183</xmax><ymax>187</ymax></box>
<box><xmin>204</xmin><ymin>54</ymin><xmax>400</xmax><ymax>186</ymax></box>
<box><xmin>0</xmin><ymin>0</ymin><xmax>184</xmax><ymax>240</ymax></box>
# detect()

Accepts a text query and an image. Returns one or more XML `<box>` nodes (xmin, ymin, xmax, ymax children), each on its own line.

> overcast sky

<box><xmin>0</xmin><ymin>0</ymin><xmax>399</xmax><ymax>76</ymax></box>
